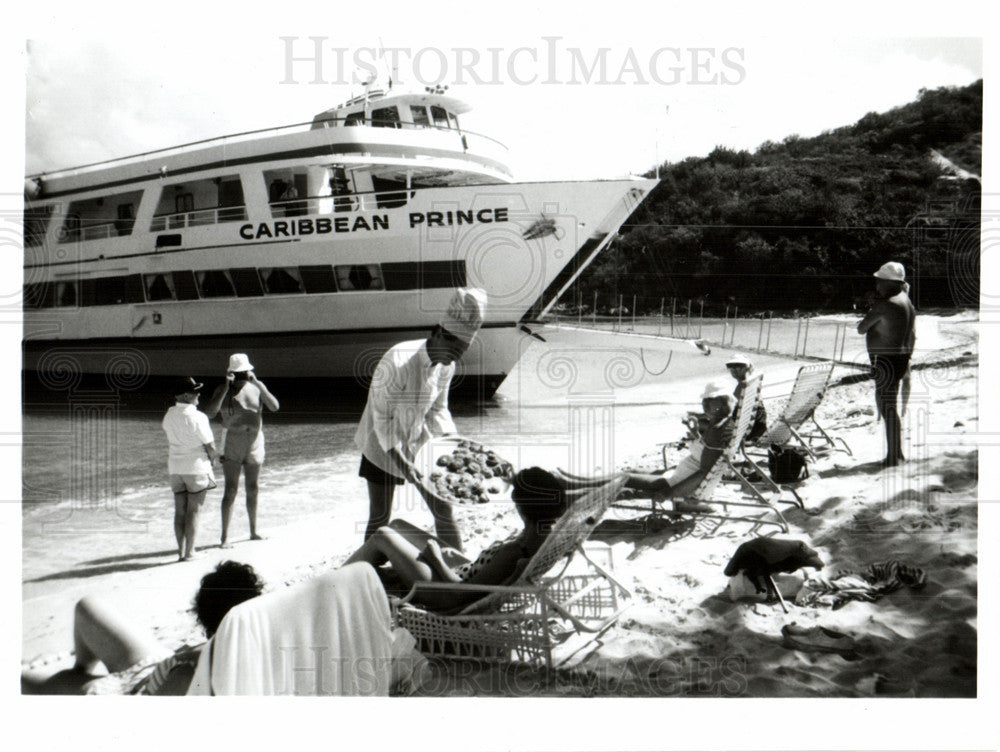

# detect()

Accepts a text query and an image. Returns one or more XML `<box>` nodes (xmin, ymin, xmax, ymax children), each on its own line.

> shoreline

<box><xmin>21</xmin><ymin>317</ymin><xmax>980</xmax><ymax>697</ymax></box>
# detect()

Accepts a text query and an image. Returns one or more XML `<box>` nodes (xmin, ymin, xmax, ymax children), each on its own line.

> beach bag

<box><xmin>768</xmin><ymin>445</ymin><xmax>809</xmax><ymax>483</ymax></box>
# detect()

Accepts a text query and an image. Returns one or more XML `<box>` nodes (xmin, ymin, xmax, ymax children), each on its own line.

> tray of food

<box><xmin>415</xmin><ymin>437</ymin><xmax>516</xmax><ymax>505</ymax></box>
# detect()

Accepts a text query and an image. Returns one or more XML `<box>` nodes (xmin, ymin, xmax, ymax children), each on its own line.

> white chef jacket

<box><xmin>162</xmin><ymin>402</ymin><xmax>215</xmax><ymax>474</ymax></box>
<box><xmin>355</xmin><ymin>339</ymin><xmax>457</xmax><ymax>477</ymax></box>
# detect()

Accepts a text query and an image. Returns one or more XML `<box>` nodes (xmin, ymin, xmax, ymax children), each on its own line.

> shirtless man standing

<box><xmin>857</xmin><ymin>262</ymin><xmax>916</xmax><ymax>467</ymax></box>
<box><xmin>204</xmin><ymin>354</ymin><xmax>280</xmax><ymax>546</ymax></box>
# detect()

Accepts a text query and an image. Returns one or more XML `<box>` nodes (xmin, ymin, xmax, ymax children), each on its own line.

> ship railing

<box><xmin>270</xmin><ymin>188</ymin><xmax>414</xmax><ymax>217</ymax></box>
<box><xmin>30</xmin><ymin>119</ymin><xmax>508</xmax><ymax>182</ymax></box>
<box><xmin>150</xmin><ymin>206</ymin><xmax>248</xmax><ymax>231</ymax></box>
<box><xmin>60</xmin><ymin>220</ymin><xmax>135</xmax><ymax>242</ymax></box>
<box><xmin>312</xmin><ymin>115</ymin><xmax>509</xmax><ymax>153</ymax></box>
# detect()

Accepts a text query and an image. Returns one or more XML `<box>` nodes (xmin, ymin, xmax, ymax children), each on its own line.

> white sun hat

<box><xmin>227</xmin><ymin>353</ymin><xmax>255</xmax><ymax>373</ymax></box>
<box><xmin>439</xmin><ymin>287</ymin><xmax>488</xmax><ymax>343</ymax></box>
<box><xmin>873</xmin><ymin>261</ymin><xmax>906</xmax><ymax>282</ymax></box>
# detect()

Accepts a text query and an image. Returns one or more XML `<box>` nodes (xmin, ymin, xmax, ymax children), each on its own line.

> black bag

<box><xmin>767</xmin><ymin>445</ymin><xmax>809</xmax><ymax>483</ymax></box>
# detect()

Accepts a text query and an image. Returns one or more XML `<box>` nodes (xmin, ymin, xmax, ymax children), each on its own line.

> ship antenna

<box><xmin>377</xmin><ymin>37</ymin><xmax>395</xmax><ymax>90</ymax></box>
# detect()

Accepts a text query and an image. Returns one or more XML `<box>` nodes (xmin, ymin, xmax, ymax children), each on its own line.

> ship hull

<box><xmin>24</xmin><ymin>179</ymin><xmax>657</xmax><ymax>393</ymax></box>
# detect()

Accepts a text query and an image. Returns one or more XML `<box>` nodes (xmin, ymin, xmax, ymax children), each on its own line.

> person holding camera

<box><xmin>204</xmin><ymin>353</ymin><xmax>280</xmax><ymax>547</ymax></box>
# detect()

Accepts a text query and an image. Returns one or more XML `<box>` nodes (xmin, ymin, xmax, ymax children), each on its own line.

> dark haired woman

<box><xmin>343</xmin><ymin>466</ymin><xmax>632</xmax><ymax>611</ymax></box>
<box><xmin>22</xmin><ymin>561</ymin><xmax>264</xmax><ymax>695</ymax></box>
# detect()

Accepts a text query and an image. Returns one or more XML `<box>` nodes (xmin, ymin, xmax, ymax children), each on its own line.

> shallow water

<box><xmin>23</xmin><ymin>316</ymin><xmax>967</xmax><ymax>585</ymax></box>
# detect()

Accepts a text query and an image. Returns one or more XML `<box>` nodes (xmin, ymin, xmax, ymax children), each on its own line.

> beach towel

<box><xmin>795</xmin><ymin>560</ymin><xmax>927</xmax><ymax>610</ymax></box>
<box><xmin>188</xmin><ymin>563</ymin><xmax>396</xmax><ymax>695</ymax></box>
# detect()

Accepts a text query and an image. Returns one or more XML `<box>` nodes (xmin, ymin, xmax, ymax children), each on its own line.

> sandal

<box><xmin>781</xmin><ymin>623</ymin><xmax>860</xmax><ymax>660</ymax></box>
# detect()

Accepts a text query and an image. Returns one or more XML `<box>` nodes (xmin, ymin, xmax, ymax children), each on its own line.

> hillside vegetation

<box><xmin>575</xmin><ymin>80</ymin><xmax>982</xmax><ymax>313</ymax></box>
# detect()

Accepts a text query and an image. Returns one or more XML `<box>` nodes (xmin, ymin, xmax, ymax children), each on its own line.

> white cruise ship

<box><xmin>23</xmin><ymin>84</ymin><xmax>657</xmax><ymax>394</ymax></box>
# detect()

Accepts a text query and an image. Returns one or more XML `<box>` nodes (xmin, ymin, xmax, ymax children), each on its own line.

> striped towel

<box><xmin>795</xmin><ymin>560</ymin><xmax>927</xmax><ymax>609</ymax></box>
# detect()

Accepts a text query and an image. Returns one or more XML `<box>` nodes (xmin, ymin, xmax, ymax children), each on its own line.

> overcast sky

<box><xmin>21</xmin><ymin>30</ymin><xmax>982</xmax><ymax>182</ymax></box>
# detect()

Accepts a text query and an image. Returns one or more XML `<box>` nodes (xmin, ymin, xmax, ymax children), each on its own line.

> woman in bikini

<box><xmin>344</xmin><ymin>466</ymin><xmax>670</xmax><ymax>612</ymax></box>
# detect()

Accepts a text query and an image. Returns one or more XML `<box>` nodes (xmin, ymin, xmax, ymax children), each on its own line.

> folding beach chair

<box><xmin>750</xmin><ymin>362</ymin><xmax>851</xmax><ymax>459</ymax></box>
<box><xmin>391</xmin><ymin>474</ymin><xmax>631</xmax><ymax>671</ymax></box>
<box><xmin>616</xmin><ymin>374</ymin><xmax>792</xmax><ymax>538</ymax></box>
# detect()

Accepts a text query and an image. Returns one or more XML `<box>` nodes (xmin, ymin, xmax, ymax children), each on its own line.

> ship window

<box><xmin>173</xmin><ymin>270</ymin><xmax>200</xmax><ymax>300</ymax></box>
<box><xmin>55</xmin><ymin>281</ymin><xmax>78</xmax><ymax>307</ymax></box>
<box><xmin>410</xmin><ymin>106</ymin><xmax>430</xmax><ymax>127</ymax></box>
<box><xmin>371</xmin><ymin>106</ymin><xmax>400</xmax><ymax>129</ymax></box>
<box><xmin>448</xmin><ymin>112</ymin><xmax>460</xmax><ymax>130</ymax></box>
<box><xmin>23</xmin><ymin>205</ymin><xmax>53</xmax><ymax>247</ymax></box>
<box><xmin>336</xmin><ymin>264</ymin><xmax>384</xmax><ymax>292</ymax></box>
<box><xmin>79</xmin><ymin>279</ymin><xmax>97</xmax><ymax>306</ymax></box>
<box><xmin>230</xmin><ymin>267</ymin><xmax>264</xmax><ymax>297</ymax></box>
<box><xmin>430</xmin><ymin>106</ymin><xmax>449</xmax><ymax>128</ymax></box>
<box><xmin>262</xmin><ymin>267</ymin><xmax>304</xmax><ymax>294</ymax></box>
<box><xmin>330</xmin><ymin>168</ymin><xmax>354</xmax><ymax>213</ymax></box>
<box><xmin>196</xmin><ymin>269</ymin><xmax>236</xmax><ymax>298</ymax></box>
<box><xmin>175</xmin><ymin>193</ymin><xmax>194</xmax><ymax>213</ymax></box>
<box><xmin>345</xmin><ymin>111</ymin><xmax>365</xmax><ymax>126</ymax></box>
<box><xmin>382</xmin><ymin>260</ymin><xmax>467</xmax><ymax>291</ymax></box>
<box><xmin>370</xmin><ymin>176</ymin><xmax>410</xmax><ymax>209</ymax></box>
<box><xmin>145</xmin><ymin>273</ymin><xmax>176</xmax><ymax>301</ymax></box>
<box><xmin>265</xmin><ymin>173</ymin><xmax>307</xmax><ymax>217</ymax></box>
<box><xmin>61</xmin><ymin>189</ymin><xmax>143</xmax><ymax>242</ymax></box>
<box><xmin>156</xmin><ymin>234</ymin><xmax>183</xmax><ymax>249</ymax></box>
<box><xmin>151</xmin><ymin>176</ymin><xmax>246</xmax><ymax>230</ymax></box>
<box><xmin>23</xmin><ymin>283</ymin><xmax>53</xmax><ymax>309</ymax></box>
<box><xmin>89</xmin><ymin>275</ymin><xmax>144</xmax><ymax>306</ymax></box>
<box><xmin>115</xmin><ymin>204</ymin><xmax>136</xmax><ymax>236</ymax></box>
<box><xmin>299</xmin><ymin>265</ymin><xmax>337</xmax><ymax>294</ymax></box>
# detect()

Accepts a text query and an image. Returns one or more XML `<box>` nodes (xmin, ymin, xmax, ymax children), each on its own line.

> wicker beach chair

<box><xmin>391</xmin><ymin>474</ymin><xmax>631</xmax><ymax>671</ymax></box>
<box><xmin>617</xmin><ymin>374</ymin><xmax>792</xmax><ymax>537</ymax></box>
<box><xmin>750</xmin><ymin>361</ymin><xmax>851</xmax><ymax>459</ymax></box>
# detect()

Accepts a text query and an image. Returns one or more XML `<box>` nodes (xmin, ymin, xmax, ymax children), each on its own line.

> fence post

<box><xmin>617</xmin><ymin>295</ymin><xmax>623</xmax><ymax>332</ymax></box>
<box><xmin>632</xmin><ymin>295</ymin><xmax>637</xmax><ymax>331</ymax></box>
<box><xmin>794</xmin><ymin>315</ymin><xmax>803</xmax><ymax>358</ymax></box>
<box><xmin>831</xmin><ymin>322</ymin><xmax>840</xmax><ymax>362</ymax></box>
<box><xmin>686</xmin><ymin>300</ymin><xmax>693</xmax><ymax>339</ymax></box>
<box><xmin>671</xmin><ymin>298</ymin><xmax>676</xmax><ymax>336</ymax></box>
<box><xmin>802</xmin><ymin>317</ymin><xmax>811</xmax><ymax>358</ymax></box>
<box><xmin>698</xmin><ymin>299</ymin><xmax>704</xmax><ymax>338</ymax></box>
<box><xmin>757</xmin><ymin>314</ymin><xmax>764</xmax><ymax>352</ymax></box>
<box><xmin>731</xmin><ymin>306</ymin><xmax>738</xmax><ymax>346</ymax></box>
<box><xmin>657</xmin><ymin>298</ymin><xmax>664</xmax><ymax>336</ymax></box>
<box><xmin>593</xmin><ymin>291</ymin><xmax>597</xmax><ymax>328</ymax></box>
<box><xmin>840</xmin><ymin>322</ymin><xmax>847</xmax><ymax>361</ymax></box>
<box><xmin>578</xmin><ymin>290</ymin><xmax>582</xmax><ymax>326</ymax></box>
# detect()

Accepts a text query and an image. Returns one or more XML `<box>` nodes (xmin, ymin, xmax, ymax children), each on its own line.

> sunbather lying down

<box><xmin>615</xmin><ymin>384</ymin><xmax>736</xmax><ymax>513</ymax></box>
<box><xmin>346</xmin><ymin>466</ymin><xmax>667</xmax><ymax>613</ymax></box>
<box><xmin>21</xmin><ymin>561</ymin><xmax>264</xmax><ymax>695</ymax></box>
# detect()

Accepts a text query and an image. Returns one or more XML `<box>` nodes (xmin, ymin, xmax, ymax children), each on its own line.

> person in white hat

<box><xmin>203</xmin><ymin>353</ymin><xmax>280</xmax><ymax>546</ymax></box>
<box><xmin>725</xmin><ymin>353</ymin><xmax>768</xmax><ymax>442</ymax></box>
<box><xmin>857</xmin><ymin>261</ymin><xmax>916</xmax><ymax>466</ymax></box>
<box><xmin>640</xmin><ymin>382</ymin><xmax>738</xmax><ymax>512</ymax></box>
<box><xmin>354</xmin><ymin>287</ymin><xmax>488</xmax><ymax>551</ymax></box>
<box><xmin>162</xmin><ymin>377</ymin><xmax>218</xmax><ymax>561</ymax></box>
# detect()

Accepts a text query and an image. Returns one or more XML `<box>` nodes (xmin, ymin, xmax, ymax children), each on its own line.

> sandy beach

<box><xmin>18</xmin><ymin>312</ymin><xmax>981</xmax><ymax>700</ymax></box>
<box><xmin>22</xmin><ymin>315</ymin><xmax>978</xmax><ymax>697</ymax></box>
